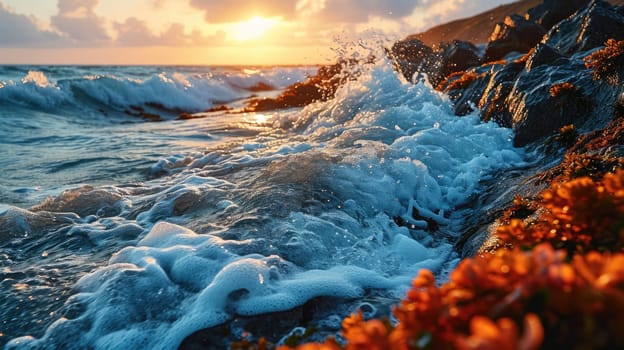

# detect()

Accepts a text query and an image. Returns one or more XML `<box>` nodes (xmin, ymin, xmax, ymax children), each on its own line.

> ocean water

<box><xmin>0</xmin><ymin>61</ymin><xmax>527</xmax><ymax>349</ymax></box>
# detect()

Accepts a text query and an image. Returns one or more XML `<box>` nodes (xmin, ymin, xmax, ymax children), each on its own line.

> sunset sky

<box><xmin>0</xmin><ymin>0</ymin><xmax>516</xmax><ymax>65</ymax></box>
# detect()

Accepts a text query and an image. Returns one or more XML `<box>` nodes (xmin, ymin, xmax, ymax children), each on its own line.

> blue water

<box><xmin>0</xmin><ymin>62</ymin><xmax>527</xmax><ymax>349</ymax></box>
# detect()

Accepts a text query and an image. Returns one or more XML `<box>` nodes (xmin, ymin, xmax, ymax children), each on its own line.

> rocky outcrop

<box><xmin>411</xmin><ymin>0</ymin><xmax>624</xmax><ymax>47</ymax></box>
<box><xmin>390</xmin><ymin>39</ymin><xmax>480</xmax><ymax>86</ymax></box>
<box><xmin>246</xmin><ymin>62</ymin><xmax>349</xmax><ymax>112</ymax></box>
<box><xmin>246</xmin><ymin>1</ymin><xmax>624</xmax><ymax>149</ymax></box>
<box><xmin>389</xmin><ymin>38</ymin><xmax>439</xmax><ymax>83</ymax></box>
<box><xmin>542</xmin><ymin>0</ymin><xmax>624</xmax><ymax>54</ymax></box>
<box><xmin>440</xmin><ymin>0</ymin><xmax>624</xmax><ymax>147</ymax></box>
<box><xmin>484</xmin><ymin>14</ymin><xmax>547</xmax><ymax>61</ymax></box>
<box><xmin>439</xmin><ymin>40</ymin><xmax>482</xmax><ymax>79</ymax></box>
<box><xmin>526</xmin><ymin>0</ymin><xmax>592</xmax><ymax>30</ymax></box>
<box><xmin>439</xmin><ymin>0</ymin><xmax>624</xmax><ymax>258</ymax></box>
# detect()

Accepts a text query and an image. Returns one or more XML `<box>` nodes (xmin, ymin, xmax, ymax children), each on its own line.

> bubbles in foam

<box><xmin>6</xmin><ymin>60</ymin><xmax>528</xmax><ymax>349</ymax></box>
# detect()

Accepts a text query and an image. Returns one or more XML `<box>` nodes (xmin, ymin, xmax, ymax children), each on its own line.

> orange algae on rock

<box><xmin>584</xmin><ymin>39</ymin><xmax>624</xmax><ymax>82</ymax></box>
<box><xmin>498</xmin><ymin>170</ymin><xmax>624</xmax><ymax>253</ymax></box>
<box><xmin>281</xmin><ymin>245</ymin><xmax>624</xmax><ymax>350</ymax></box>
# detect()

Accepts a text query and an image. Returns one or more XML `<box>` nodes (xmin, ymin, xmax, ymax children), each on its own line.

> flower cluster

<box><xmin>281</xmin><ymin>244</ymin><xmax>624</xmax><ymax>350</ymax></box>
<box><xmin>498</xmin><ymin>170</ymin><xmax>624</xmax><ymax>253</ymax></box>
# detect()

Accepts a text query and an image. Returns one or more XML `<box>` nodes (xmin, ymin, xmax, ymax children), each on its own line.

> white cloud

<box><xmin>0</xmin><ymin>0</ymin><xmax>519</xmax><ymax>49</ymax></box>
<box><xmin>51</xmin><ymin>0</ymin><xmax>110</xmax><ymax>43</ymax></box>
<box><xmin>303</xmin><ymin>0</ymin><xmax>421</xmax><ymax>22</ymax></box>
<box><xmin>0</xmin><ymin>3</ymin><xmax>66</xmax><ymax>46</ymax></box>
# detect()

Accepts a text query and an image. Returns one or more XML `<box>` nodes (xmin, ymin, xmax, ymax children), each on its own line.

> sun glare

<box><xmin>231</xmin><ymin>16</ymin><xmax>279</xmax><ymax>42</ymax></box>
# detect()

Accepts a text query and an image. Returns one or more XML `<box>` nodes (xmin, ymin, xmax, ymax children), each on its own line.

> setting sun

<box><xmin>230</xmin><ymin>16</ymin><xmax>279</xmax><ymax>42</ymax></box>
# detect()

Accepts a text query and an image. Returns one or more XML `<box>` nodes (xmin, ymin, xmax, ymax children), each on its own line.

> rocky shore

<box><xmin>183</xmin><ymin>1</ymin><xmax>624</xmax><ymax>348</ymax></box>
<box><xmin>241</xmin><ymin>0</ymin><xmax>623</xmax><ymax>254</ymax></box>
<box><xmin>398</xmin><ymin>0</ymin><xmax>624</xmax><ymax>258</ymax></box>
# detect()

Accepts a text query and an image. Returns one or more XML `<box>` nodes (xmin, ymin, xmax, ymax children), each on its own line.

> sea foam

<box><xmin>6</xmin><ymin>60</ymin><xmax>526</xmax><ymax>349</ymax></box>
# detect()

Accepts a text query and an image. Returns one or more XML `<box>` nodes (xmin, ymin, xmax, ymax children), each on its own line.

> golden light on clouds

<box><xmin>0</xmin><ymin>0</ymin><xmax>517</xmax><ymax>65</ymax></box>
<box><xmin>230</xmin><ymin>16</ymin><xmax>280</xmax><ymax>42</ymax></box>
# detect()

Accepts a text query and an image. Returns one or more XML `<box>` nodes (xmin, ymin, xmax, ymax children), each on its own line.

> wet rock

<box><xmin>508</xmin><ymin>77</ymin><xmax>593</xmax><ymax>146</ymax></box>
<box><xmin>478</xmin><ymin>61</ymin><xmax>526</xmax><ymax>126</ymax></box>
<box><xmin>246</xmin><ymin>81</ymin><xmax>275</xmax><ymax>92</ymax></box>
<box><xmin>440</xmin><ymin>67</ymin><xmax>492</xmax><ymax>116</ymax></box>
<box><xmin>542</xmin><ymin>0</ymin><xmax>624</xmax><ymax>55</ymax></box>
<box><xmin>525</xmin><ymin>43</ymin><xmax>567</xmax><ymax>71</ymax></box>
<box><xmin>440</xmin><ymin>60</ymin><xmax>521</xmax><ymax>120</ymax></box>
<box><xmin>484</xmin><ymin>14</ymin><xmax>547</xmax><ymax>62</ymax></box>
<box><xmin>526</xmin><ymin>0</ymin><xmax>592</xmax><ymax>30</ymax></box>
<box><xmin>439</xmin><ymin>40</ymin><xmax>482</xmax><ymax>79</ymax></box>
<box><xmin>391</xmin><ymin>39</ymin><xmax>482</xmax><ymax>86</ymax></box>
<box><xmin>246</xmin><ymin>62</ymin><xmax>348</xmax><ymax>112</ymax></box>
<box><xmin>485</xmin><ymin>18</ymin><xmax>540</xmax><ymax>59</ymax></box>
<box><xmin>440</xmin><ymin>0</ymin><xmax>624</xmax><ymax>147</ymax></box>
<box><xmin>389</xmin><ymin>38</ymin><xmax>439</xmax><ymax>83</ymax></box>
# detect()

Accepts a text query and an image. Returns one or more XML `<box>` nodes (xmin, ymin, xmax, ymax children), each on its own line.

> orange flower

<box><xmin>498</xmin><ymin>171</ymin><xmax>624</xmax><ymax>253</ymax></box>
<box><xmin>455</xmin><ymin>314</ymin><xmax>543</xmax><ymax>350</ymax></box>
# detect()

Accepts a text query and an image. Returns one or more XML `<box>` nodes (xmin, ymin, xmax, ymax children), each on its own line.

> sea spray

<box><xmin>3</xmin><ymin>60</ymin><xmax>526</xmax><ymax>349</ymax></box>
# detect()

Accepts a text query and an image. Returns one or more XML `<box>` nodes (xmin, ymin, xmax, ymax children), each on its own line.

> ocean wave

<box><xmin>0</xmin><ymin>66</ymin><xmax>316</xmax><ymax>119</ymax></box>
<box><xmin>3</xmin><ymin>60</ymin><xmax>528</xmax><ymax>349</ymax></box>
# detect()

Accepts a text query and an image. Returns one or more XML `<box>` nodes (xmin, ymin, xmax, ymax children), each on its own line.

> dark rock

<box><xmin>439</xmin><ymin>2</ymin><xmax>624</xmax><ymax>147</ymax></box>
<box><xmin>391</xmin><ymin>39</ymin><xmax>482</xmax><ymax>88</ymax></box>
<box><xmin>525</xmin><ymin>43</ymin><xmax>568</xmax><ymax>70</ymax></box>
<box><xmin>389</xmin><ymin>38</ymin><xmax>440</xmax><ymax>83</ymax></box>
<box><xmin>542</xmin><ymin>0</ymin><xmax>624</xmax><ymax>55</ymax></box>
<box><xmin>206</xmin><ymin>104</ymin><xmax>232</xmax><ymax>112</ymax></box>
<box><xmin>484</xmin><ymin>14</ymin><xmax>547</xmax><ymax>62</ymax></box>
<box><xmin>439</xmin><ymin>40</ymin><xmax>482</xmax><ymax>79</ymax></box>
<box><xmin>440</xmin><ymin>64</ymin><xmax>497</xmax><ymax>116</ymax></box>
<box><xmin>246</xmin><ymin>61</ymin><xmax>348</xmax><ymax>112</ymax></box>
<box><xmin>478</xmin><ymin>61</ymin><xmax>526</xmax><ymax>126</ymax></box>
<box><xmin>526</xmin><ymin>0</ymin><xmax>591</xmax><ymax>30</ymax></box>
<box><xmin>440</xmin><ymin>60</ymin><xmax>521</xmax><ymax>119</ymax></box>
<box><xmin>507</xmin><ymin>67</ymin><xmax>593</xmax><ymax>146</ymax></box>
<box><xmin>246</xmin><ymin>81</ymin><xmax>275</xmax><ymax>92</ymax></box>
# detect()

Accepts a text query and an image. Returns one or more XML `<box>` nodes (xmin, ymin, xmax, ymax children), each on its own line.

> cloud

<box><xmin>114</xmin><ymin>17</ymin><xmax>157</xmax><ymax>46</ymax></box>
<box><xmin>302</xmin><ymin>0</ymin><xmax>421</xmax><ymax>23</ymax></box>
<box><xmin>51</xmin><ymin>0</ymin><xmax>110</xmax><ymax>43</ymax></box>
<box><xmin>188</xmin><ymin>0</ymin><xmax>422</xmax><ymax>23</ymax></box>
<box><xmin>189</xmin><ymin>0</ymin><xmax>296</xmax><ymax>22</ymax></box>
<box><xmin>0</xmin><ymin>0</ymin><xmax>513</xmax><ymax>51</ymax></box>
<box><xmin>114</xmin><ymin>17</ymin><xmax>226</xmax><ymax>46</ymax></box>
<box><xmin>0</xmin><ymin>3</ymin><xmax>65</xmax><ymax>47</ymax></box>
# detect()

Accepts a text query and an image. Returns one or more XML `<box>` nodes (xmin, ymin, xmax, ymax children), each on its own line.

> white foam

<box><xmin>7</xmin><ymin>60</ymin><xmax>527</xmax><ymax>349</ymax></box>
